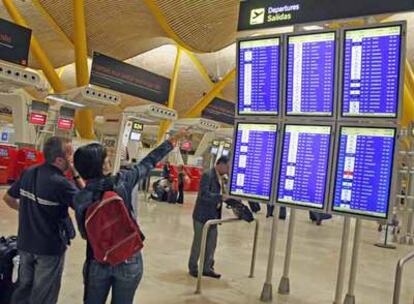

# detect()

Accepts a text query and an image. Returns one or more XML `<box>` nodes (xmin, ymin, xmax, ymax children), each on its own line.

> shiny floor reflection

<box><xmin>1</xmin><ymin>192</ymin><xmax>413</xmax><ymax>303</ymax></box>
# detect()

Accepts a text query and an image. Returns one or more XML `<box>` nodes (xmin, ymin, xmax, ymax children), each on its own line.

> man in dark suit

<box><xmin>188</xmin><ymin>156</ymin><xmax>229</xmax><ymax>279</ymax></box>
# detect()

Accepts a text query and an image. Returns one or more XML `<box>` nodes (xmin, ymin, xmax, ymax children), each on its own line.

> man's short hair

<box><xmin>216</xmin><ymin>156</ymin><xmax>229</xmax><ymax>165</ymax></box>
<box><xmin>43</xmin><ymin>136</ymin><xmax>71</xmax><ymax>164</ymax></box>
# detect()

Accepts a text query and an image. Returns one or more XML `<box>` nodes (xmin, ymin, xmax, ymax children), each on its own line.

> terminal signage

<box><xmin>332</xmin><ymin>127</ymin><xmax>396</xmax><ymax>219</ymax></box>
<box><xmin>90</xmin><ymin>52</ymin><xmax>170</xmax><ymax>105</ymax></box>
<box><xmin>0</xmin><ymin>18</ymin><xmax>31</xmax><ymax>66</ymax></box>
<box><xmin>230</xmin><ymin>123</ymin><xmax>278</xmax><ymax>201</ymax></box>
<box><xmin>57</xmin><ymin>118</ymin><xmax>74</xmax><ymax>130</ymax></box>
<box><xmin>238</xmin><ymin>0</ymin><xmax>414</xmax><ymax>31</ymax></box>
<box><xmin>278</xmin><ymin>125</ymin><xmax>332</xmax><ymax>210</ymax></box>
<box><xmin>201</xmin><ymin>97</ymin><xmax>235</xmax><ymax>125</ymax></box>
<box><xmin>341</xmin><ymin>25</ymin><xmax>403</xmax><ymax>118</ymax></box>
<box><xmin>286</xmin><ymin>32</ymin><xmax>336</xmax><ymax>117</ymax></box>
<box><xmin>29</xmin><ymin>113</ymin><xmax>47</xmax><ymax>126</ymax></box>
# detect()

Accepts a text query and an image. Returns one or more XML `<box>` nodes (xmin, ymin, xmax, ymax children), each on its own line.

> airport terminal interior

<box><xmin>1</xmin><ymin>1</ymin><xmax>414</xmax><ymax>303</ymax></box>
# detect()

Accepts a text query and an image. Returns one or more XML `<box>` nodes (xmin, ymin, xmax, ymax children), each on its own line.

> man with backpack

<box><xmin>73</xmin><ymin>128</ymin><xmax>188</xmax><ymax>304</ymax></box>
<box><xmin>188</xmin><ymin>156</ymin><xmax>230</xmax><ymax>279</ymax></box>
<box><xmin>2</xmin><ymin>136</ymin><xmax>83</xmax><ymax>304</ymax></box>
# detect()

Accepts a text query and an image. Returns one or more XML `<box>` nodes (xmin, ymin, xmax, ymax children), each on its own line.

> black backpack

<box><xmin>0</xmin><ymin>236</ymin><xmax>18</xmax><ymax>304</ymax></box>
<box><xmin>225</xmin><ymin>199</ymin><xmax>254</xmax><ymax>223</ymax></box>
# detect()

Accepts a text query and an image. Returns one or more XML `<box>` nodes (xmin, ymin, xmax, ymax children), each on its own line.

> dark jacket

<box><xmin>73</xmin><ymin>140</ymin><xmax>174</xmax><ymax>239</ymax></box>
<box><xmin>192</xmin><ymin>169</ymin><xmax>223</xmax><ymax>224</ymax></box>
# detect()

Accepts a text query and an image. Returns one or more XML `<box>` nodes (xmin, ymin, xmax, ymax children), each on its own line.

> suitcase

<box><xmin>0</xmin><ymin>236</ymin><xmax>18</xmax><ymax>304</ymax></box>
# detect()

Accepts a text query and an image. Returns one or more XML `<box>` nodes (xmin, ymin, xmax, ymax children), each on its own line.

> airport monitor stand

<box><xmin>278</xmin><ymin>208</ymin><xmax>297</xmax><ymax>295</ymax></box>
<box><xmin>260</xmin><ymin>205</ymin><xmax>280</xmax><ymax>302</ymax></box>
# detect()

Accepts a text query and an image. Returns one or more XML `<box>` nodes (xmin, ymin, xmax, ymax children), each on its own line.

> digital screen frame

<box><xmin>236</xmin><ymin>34</ymin><xmax>282</xmax><ymax>117</ymax></box>
<box><xmin>276</xmin><ymin>123</ymin><xmax>335</xmax><ymax>211</ymax></box>
<box><xmin>330</xmin><ymin>124</ymin><xmax>398</xmax><ymax>221</ymax></box>
<box><xmin>338</xmin><ymin>22</ymin><xmax>406</xmax><ymax>121</ymax></box>
<box><xmin>229</xmin><ymin>121</ymin><xmax>279</xmax><ymax>202</ymax></box>
<box><xmin>284</xmin><ymin>30</ymin><xmax>338</xmax><ymax>118</ymax></box>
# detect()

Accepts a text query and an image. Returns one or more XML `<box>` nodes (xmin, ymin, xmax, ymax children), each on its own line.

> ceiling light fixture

<box><xmin>46</xmin><ymin>95</ymin><xmax>86</xmax><ymax>108</ymax></box>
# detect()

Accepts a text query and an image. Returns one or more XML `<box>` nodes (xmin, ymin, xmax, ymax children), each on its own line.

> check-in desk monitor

<box><xmin>278</xmin><ymin>124</ymin><xmax>332</xmax><ymax>209</ymax></box>
<box><xmin>238</xmin><ymin>37</ymin><xmax>280</xmax><ymax>115</ymax></box>
<box><xmin>286</xmin><ymin>32</ymin><xmax>336</xmax><ymax>116</ymax></box>
<box><xmin>342</xmin><ymin>25</ymin><xmax>403</xmax><ymax>118</ymax></box>
<box><xmin>230</xmin><ymin>123</ymin><xmax>278</xmax><ymax>201</ymax></box>
<box><xmin>333</xmin><ymin>126</ymin><xmax>396</xmax><ymax>219</ymax></box>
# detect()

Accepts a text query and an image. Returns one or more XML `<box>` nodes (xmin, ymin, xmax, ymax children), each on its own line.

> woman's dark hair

<box><xmin>74</xmin><ymin>143</ymin><xmax>107</xmax><ymax>180</ymax></box>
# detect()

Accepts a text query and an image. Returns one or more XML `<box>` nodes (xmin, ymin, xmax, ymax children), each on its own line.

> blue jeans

<box><xmin>83</xmin><ymin>253</ymin><xmax>143</xmax><ymax>304</ymax></box>
<box><xmin>11</xmin><ymin>251</ymin><xmax>65</xmax><ymax>304</ymax></box>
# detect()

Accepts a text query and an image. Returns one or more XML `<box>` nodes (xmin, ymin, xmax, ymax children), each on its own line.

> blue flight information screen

<box><xmin>342</xmin><ymin>25</ymin><xmax>402</xmax><ymax>117</ymax></box>
<box><xmin>333</xmin><ymin>127</ymin><xmax>396</xmax><ymax>219</ymax></box>
<box><xmin>230</xmin><ymin>123</ymin><xmax>277</xmax><ymax>201</ymax></box>
<box><xmin>286</xmin><ymin>32</ymin><xmax>336</xmax><ymax>116</ymax></box>
<box><xmin>238</xmin><ymin>37</ymin><xmax>280</xmax><ymax>115</ymax></box>
<box><xmin>278</xmin><ymin>125</ymin><xmax>332</xmax><ymax>209</ymax></box>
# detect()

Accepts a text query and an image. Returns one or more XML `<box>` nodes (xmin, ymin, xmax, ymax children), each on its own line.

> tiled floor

<box><xmin>1</xmin><ymin>192</ymin><xmax>414</xmax><ymax>303</ymax></box>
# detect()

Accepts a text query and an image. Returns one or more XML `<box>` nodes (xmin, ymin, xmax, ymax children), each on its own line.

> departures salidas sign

<box><xmin>238</xmin><ymin>0</ymin><xmax>414</xmax><ymax>31</ymax></box>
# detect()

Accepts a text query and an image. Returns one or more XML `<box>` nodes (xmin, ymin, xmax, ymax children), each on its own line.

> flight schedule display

<box><xmin>230</xmin><ymin>123</ymin><xmax>278</xmax><ymax>201</ymax></box>
<box><xmin>286</xmin><ymin>32</ymin><xmax>336</xmax><ymax>116</ymax></box>
<box><xmin>278</xmin><ymin>125</ymin><xmax>332</xmax><ymax>209</ymax></box>
<box><xmin>342</xmin><ymin>25</ymin><xmax>402</xmax><ymax>118</ymax></box>
<box><xmin>333</xmin><ymin>127</ymin><xmax>396</xmax><ymax>219</ymax></box>
<box><xmin>238</xmin><ymin>37</ymin><xmax>280</xmax><ymax>115</ymax></box>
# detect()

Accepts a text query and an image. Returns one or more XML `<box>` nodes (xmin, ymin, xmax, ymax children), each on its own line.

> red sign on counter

<box><xmin>29</xmin><ymin>112</ymin><xmax>47</xmax><ymax>125</ymax></box>
<box><xmin>57</xmin><ymin>117</ymin><xmax>74</xmax><ymax>130</ymax></box>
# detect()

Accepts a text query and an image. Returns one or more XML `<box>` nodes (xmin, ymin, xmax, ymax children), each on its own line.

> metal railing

<box><xmin>195</xmin><ymin>217</ymin><xmax>260</xmax><ymax>294</ymax></box>
<box><xmin>392</xmin><ymin>250</ymin><xmax>414</xmax><ymax>304</ymax></box>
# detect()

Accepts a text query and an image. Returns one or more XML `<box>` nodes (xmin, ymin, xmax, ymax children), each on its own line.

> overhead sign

<box><xmin>238</xmin><ymin>0</ymin><xmax>414</xmax><ymax>31</ymax></box>
<box><xmin>57</xmin><ymin>118</ymin><xmax>74</xmax><ymax>130</ymax></box>
<box><xmin>201</xmin><ymin>97</ymin><xmax>235</xmax><ymax>125</ymax></box>
<box><xmin>0</xmin><ymin>18</ymin><xmax>31</xmax><ymax>66</ymax></box>
<box><xmin>29</xmin><ymin>113</ymin><xmax>47</xmax><ymax>126</ymax></box>
<box><xmin>131</xmin><ymin>121</ymin><xmax>144</xmax><ymax>131</ymax></box>
<box><xmin>90</xmin><ymin>52</ymin><xmax>170</xmax><ymax>105</ymax></box>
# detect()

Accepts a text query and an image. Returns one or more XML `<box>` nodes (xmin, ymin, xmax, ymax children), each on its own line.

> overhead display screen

<box><xmin>286</xmin><ymin>32</ymin><xmax>336</xmax><ymax>116</ymax></box>
<box><xmin>230</xmin><ymin>123</ymin><xmax>278</xmax><ymax>201</ymax></box>
<box><xmin>333</xmin><ymin>127</ymin><xmax>396</xmax><ymax>219</ymax></box>
<box><xmin>278</xmin><ymin>125</ymin><xmax>332</xmax><ymax>209</ymax></box>
<box><xmin>238</xmin><ymin>37</ymin><xmax>280</xmax><ymax>115</ymax></box>
<box><xmin>342</xmin><ymin>25</ymin><xmax>402</xmax><ymax>118</ymax></box>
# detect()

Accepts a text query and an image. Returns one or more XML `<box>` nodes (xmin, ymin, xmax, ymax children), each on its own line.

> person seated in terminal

<box><xmin>150</xmin><ymin>177</ymin><xmax>173</xmax><ymax>202</ymax></box>
<box><xmin>188</xmin><ymin>156</ymin><xmax>230</xmax><ymax>279</ymax></box>
<box><xmin>72</xmin><ymin>129</ymin><xmax>187</xmax><ymax>304</ymax></box>
<box><xmin>3</xmin><ymin>136</ymin><xmax>84</xmax><ymax>304</ymax></box>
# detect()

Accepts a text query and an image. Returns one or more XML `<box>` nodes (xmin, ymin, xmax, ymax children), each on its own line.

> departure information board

<box><xmin>342</xmin><ymin>25</ymin><xmax>402</xmax><ymax>118</ymax></box>
<box><xmin>286</xmin><ymin>32</ymin><xmax>336</xmax><ymax>116</ymax></box>
<box><xmin>230</xmin><ymin>123</ymin><xmax>278</xmax><ymax>201</ymax></box>
<box><xmin>278</xmin><ymin>125</ymin><xmax>332</xmax><ymax>209</ymax></box>
<box><xmin>333</xmin><ymin>127</ymin><xmax>396</xmax><ymax>219</ymax></box>
<box><xmin>238</xmin><ymin>37</ymin><xmax>280</xmax><ymax>115</ymax></box>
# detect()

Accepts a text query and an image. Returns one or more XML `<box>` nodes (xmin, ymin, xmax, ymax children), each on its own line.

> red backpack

<box><xmin>85</xmin><ymin>191</ymin><xmax>143</xmax><ymax>266</ymax></box>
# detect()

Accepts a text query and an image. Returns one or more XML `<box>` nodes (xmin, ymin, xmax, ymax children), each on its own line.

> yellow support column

<box><xmin>73</xmin><ymin>0</ymin><xmax>95</xmax><ymax>139</ymax></box>
<box><xmin>2</xmin><ymin>0</ymin><xmax>66</xmax><ymax>93</ymax></box>
<box><xmin>184</xmin><ymin>68</ymin><xmax>236</xmax><ymax>118</ymax></box>
<box><xmin>157</xmin><ymin>46</ymin><xmax>182</xmax><ymax>143</ymax></box>
<box><xmin>183</xmin><ymin>49</ymin><xmax>224</xmax><ymax>98</ymax></box>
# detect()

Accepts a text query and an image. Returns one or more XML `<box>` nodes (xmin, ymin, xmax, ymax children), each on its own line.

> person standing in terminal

<box><xmin>73</xmin><ymin>129</ymin><xmax>188</xmax><ymax>304</ymax></box>
<box><xmin>3</xmin><ymin>137</ymin><xmax>83</xmax><ymax>304</ymax></box>
<box><xmin>188</xmin><ymin>156</ymin><xmax>230</xmax><ymax>279</ymax></box>
<box><xmin>176</xmin><ymin>165</ymin><xmax>186</xmax><ymax>204</ymax></box>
